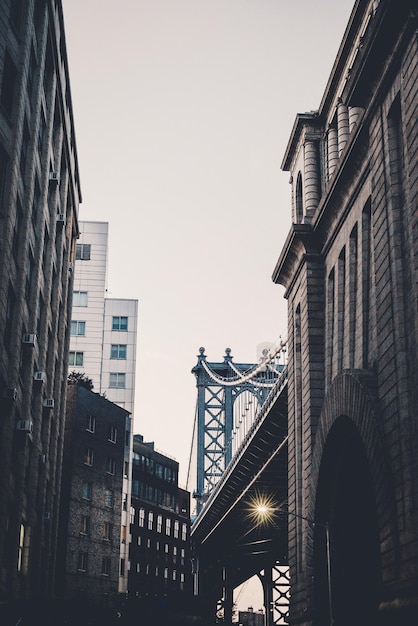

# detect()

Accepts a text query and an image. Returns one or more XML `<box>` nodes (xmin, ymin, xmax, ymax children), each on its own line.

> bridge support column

<box><xmin>259</xmin><ymin>563</ymin><xmax>290</xmax><ymax>625</ymax></box>
<box><xmin>222</xmin><ymin>565</ymin><xmax>234</xmax><ymax>626</ymax></box>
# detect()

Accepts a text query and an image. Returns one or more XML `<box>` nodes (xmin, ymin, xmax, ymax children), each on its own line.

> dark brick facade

<box><xmin>0</xmin><ymin>0</ymin><xmax>81</xmax><ymax>602</ymax></box>
<box><xmin>273</xmin><ymin>1</ymin><xmax>418</xmax><ymax>624</ymax></box>
<box><xmin>57</xmin><ymin>384</ymin><xmax>130</xmax><ymax>607</ymax></box>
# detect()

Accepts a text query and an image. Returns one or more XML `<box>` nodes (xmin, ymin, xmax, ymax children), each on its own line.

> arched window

<box><xmin>295</xmin><ymin>172</ymin><xmax>303</xmax><ymax>222</ymax></box>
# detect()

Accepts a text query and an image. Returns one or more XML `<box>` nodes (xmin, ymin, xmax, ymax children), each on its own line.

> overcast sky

<box><xmin>62</xmin><ymin>0</ymin><xmax>354</xmax><ymax>493</ymax></box>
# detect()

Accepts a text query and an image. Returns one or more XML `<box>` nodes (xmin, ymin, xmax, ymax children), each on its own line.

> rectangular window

<box><xmin>148</xmin><ymin>512</ymin><xmax>154</xmax><ymax>531</ymax></box>
<box><xmin>84</xmin><ymin>448</ymin><xmax>94</xmax><ymax>466</ymax></box>
<box><xmin>68</xmin><ymin>351</ymin><xmax>83</xmax><ymax>366</ymax></box>
<box><xmin>86</xmin><ymin>415</ymin><xmax>96</xmax><ymax>432</ymax></box>
<box><xmin>80</xmin><ymin>515</ymin><xmax>90</xmax><ymax>535</ymax></box>
<box><xmin>103</xmin><ymin>522</ymin><xmax>111</xmax><ymax>541</ymax></box>
<box><xmin>77</xmin><ymin>552</ymin><xmax>88</xmax><ymax>572</ymax></box>
<box><xmin>174</xmin><ymin>520</ymin><xmax>179</xmax><ymax>539</ymax></box>
<box><xmin>157</xmin><ymin>515</ymin><xmax>163</xmax><ymax>533</ymax></box>
<box><xmin>121</xmin><ymin>525</ymin><xmax>127</xmax><ymax>544</ymax></box>
<box><xmin>109</xmin><ymin>373</ymin><xmax>126</xmax><ymax>388</ymax></box>
<box><xmin>136</xmin><ymin>562</ymin><xmax>140</xmax><ymax>573</ymax></box>
<box><xmin>105</xmin><ymin>490</ymin><xmax>113</xmax><ymax>508</ymax></box>
<box><xmin>181</xmin><ymin>523</ymin><xmax>187</xmax><ymax>541</ymax></box>
<box><xmin>82</xmin><ymin>482</ymin><xmax>92</xmax><ymax>500</ymax></box>
<box><xmin>102</xmin><ymin>557</ymin><xmax>111</xmax><ymax>576</ymax></box>
<box><xmin>110</xmin><ymin>344</ymin><xmax>127</xmax><ymax>359</ymax></box>
<box><xmin>166</xmin><ymin>519</ymin><xmax>171</xmax><ymax>536</ymax></box>
<box><xmin>70</xmin><ymin>320</ymin><xmax>86</xmax><ymax>336</ymax></box>
<box><xmin>112</xmin><ymin>316</ymin><xmax>128</xmax><ymax>331</ymax></box>
<box><xmin>73</xmin><ymin>291</ymin><xmax>88</xmax><ymax>307</ymax></box>
<box><xmin>75</xmin><ymin>243</ymin><xmax>91</xmax><ymax>260</ymax></box>
<box><xmin>109</xmin><ymin>425</ymin><xmax>117</xmax><ymax>443</ymax></box>
<box><xmin>107</xmin><ymin>457</ymin><xmax>116</xmax><ymax>475</ymax></box>
<box><xmin>139</xmin><ymin>509</ymin><xmax>145</xmax><ymax>527</ymax></box>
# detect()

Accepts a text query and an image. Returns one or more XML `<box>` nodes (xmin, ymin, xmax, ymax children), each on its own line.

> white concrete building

<box><xmin>69</xmin><ymin>220</ymin><xmax>138</xmax><ymax>416</ymax></box>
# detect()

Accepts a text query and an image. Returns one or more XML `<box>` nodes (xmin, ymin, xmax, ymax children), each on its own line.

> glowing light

<box><xmin>245</xmin><ymin>493</ymin><xmax>278</xmax><ymax>527</ymax></box>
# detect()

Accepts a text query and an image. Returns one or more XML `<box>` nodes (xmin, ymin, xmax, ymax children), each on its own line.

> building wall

<box><xmin>57</xmin><ymin>384</ymin><xmax>130</xmax><ymax>606</ymax></box>
<box><xmin>69</xmin><ymin>220</ymin><xmax>138</xmax><ymax>416</ymax></box>
<box><xmin>0</xmin><ymin>0</ymin><xmax>81</xmax><ymax>601</ymax></box>
<box><xmin>128</xmin><ymin>435</ymin><xmax>192</xmax><ymax>605</ymax></box>
<box><xmin>273</xmin><ymin>0</ymin><xmax>418</xmax><ymax>624</ymax></box>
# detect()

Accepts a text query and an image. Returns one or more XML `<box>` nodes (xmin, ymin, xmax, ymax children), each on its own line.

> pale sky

<box><xmin>62</xmin><ymin>0</ymin><xmax>354</xmax><ymax>493</ymax></box>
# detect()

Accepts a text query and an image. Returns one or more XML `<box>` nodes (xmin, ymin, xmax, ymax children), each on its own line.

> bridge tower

<box><xmin>191</xmin><ymin>345</ymin><xmax>285</xmax><ymax>513</ymax></box>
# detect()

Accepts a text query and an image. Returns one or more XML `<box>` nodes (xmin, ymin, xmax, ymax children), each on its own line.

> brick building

<box><xmin>128</xmin><ymin>435</ymin><xmax>192</xmax><ymax>611</ymax></box>
<box><xmin>0</xmin><ymin>0</ymin><xmax>80</xmax><ymax>602</ymax></box>
<box><xmin>57</xmin><ymin>384</ymin><xmax>132</xmax><ymax>608</ymax></box>
<box><xmin>273</xmin><ymin>0</ymin><xmax>418</xmax><ymax>624</ymax></box>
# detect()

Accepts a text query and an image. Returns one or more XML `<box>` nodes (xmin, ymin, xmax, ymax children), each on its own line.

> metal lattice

<box><xmin>191</xmin><ymin>344</ymin><xmax>286</xmax><ymax>513</ymax></box>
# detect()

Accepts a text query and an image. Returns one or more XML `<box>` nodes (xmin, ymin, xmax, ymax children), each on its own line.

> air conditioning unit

<box><xmin>22</xmin><ymin>333</ymin><xmax>36</xmax><ymax>347</ymax></box>
<box><xmin>3</xmin><ymin>387</ymin><xmax>17</xmax><ymax>401</ymax></box>
<box><xmin>16</xmin><ymin>420</ymin><xmax>33</xmax><ymax>433</ymax></box>
<box><xmin>49</xmin><ymin>171</ymin><xmax>60</xmax><ymax>184</ymax></box>
<box><xmin>56</xmin><ymin>213</ymin><xmax>66</xmax><ymax>225</ymax></box>
<box><xmin>34</xmin><ymin>371</ymin><xmax>46</xmax><ymax>383</ymax></box>
<box><xmin>43</xmin><ymin>398</ymin><xmax>54</xmax><ymax>409</ymax></box>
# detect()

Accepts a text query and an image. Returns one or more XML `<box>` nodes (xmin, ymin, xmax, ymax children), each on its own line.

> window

<box><xmin>68</xmin><ymin>351</ymin><xmax>83</xmax><ymax>367</ymax></box>
<box><xmin>109</xmin><ymin>425</ymin><xmax>117</xmax><ymax>443</ymax></box>
<box><xmin>104</xmin><ymin>490</ymin><xmax>113</xmax><ymax>508</ymax></box>
<box><xmin>166</xmin><ymin>519</ymin><xmax>171</xmax><ymax>536</ymax></box>
<box><xmin>17</xmin><ymin>524</ymin><xmax>25</xmax><ymax>572</ymax></box>
<box><xmin>84</xmin><ymin>447</ymin><xmax>94</xmax><ymax>466</ymax></box>
<box><xmin>148</xmin><ymin>512</ymin><xmax>153</xmax><ymax>531</ymax></box>
<box><xmin>139</xmin><ymin>509</ymin><xmax>145</xmax><ymax>527</ymax></box>
<box><xmin>70</xmin><ymin>320</ymin><xmax>86</xmax><ymax>336</ymax></box>
<box><xmin>164</xmin><ymin>543</ymin><xmax>169</xmax><ymax>554</ymax></box>
<box><xmin>181</xmin><ymin>523</ymin><xmax>187</xmax><ymax>541</ymax></box>
<box><xmin>157</xmin><ymin>515</ymin><xmax>163</xmax><ymax>533</ymax></box>
<box><xmin>82</xmin><ymin>482</ymin><xmax>92</xmax><ymax>500</ymax></box>
<box><xmin>75</xmin><ymin>243</ymin><xmax>91</xmax><ymax>260</ymax></box>
<box><xmin>107</xmin><ymin>457</ymin><xmax>116</xmax><ymax>475</ymax></box>
<box><xmin>103</xmin><ymin>522</ymin><xmax>111</xmax><ymax>541</ymax></box>
<box><xmin>77</xmin><ymin>552</ymin><xmax>88</xmax><ymax>572</ymax></box>
<box><xmin>164</xmin><ymin>568</ymin><xmax>168</xmax><ymax>579</ymax></box>
<box><xmin>80</xmin><ymin>515</ymin><xmax>90</xmax><ymax>535</ymax></box>
<box><xmin>112</xmin><ymin>316</ymin><xmax>128</xmax><ymax>331</ymax></box>
<box><xmin>73</xmin><ymin>291</ymin><xmax>88</xmax><ymax>307</ymax></box>
<box><xmin>121</xmin><ymin>526</ymin><xmax>127</xmax><ymax>544</ymax></box>
<box><xmin>110</xmin><ymin>344</ymin><xmax>127</xmax><ymax>359</ymax></box>
<box><xmin>109</xmin><ymin>373</ymin><xmax>125</xmax><ymax>388</ymax></box>
<box><xmin>136</xmin><ymin>562</ymin><xmax>140</xmax><ymax>573</ymax></box>
<box><xmin>86</xmin><ymin>414</ymin><xmax>96</xmax><ymax>432</ymax></box>
<box><xmin>174</xmin><ymin>520</ymin><xmax>179</xmax><ymax>539</ymax></box>
<box><xmin>102</xmin><ymin>557</ymin><xmax>111</xmax><ymax>576</ymax></box>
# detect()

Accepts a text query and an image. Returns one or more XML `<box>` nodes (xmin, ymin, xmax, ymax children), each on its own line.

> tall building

<box><xmin>273</xmin><ymin>0</ymin><xmax>418</xmax><ymax>623</ymax></box>
<box><xmin>69</xmin><ymin>220</ymin><xmax>138</xmax><ymax>417</ymax></box>
<box><xmin>128</xmin><ymin>435</ymin><xmax>192</xmax><ymax>614</ymax></box>
<box><xmin>0</xmin><ymin>0</ymin><xmax>81</xmax><ymax>602</ymax></box>
<box><xmin>57</xmin><ymin>384</ymin><xmax>131</xmax><ymax>609</ymax></box>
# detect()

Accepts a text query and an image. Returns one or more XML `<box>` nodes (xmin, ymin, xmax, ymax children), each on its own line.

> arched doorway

<box><xmin>314</xmin><ymin>416</ymin><xmax>381</xmax><ymax>625</ymax></box>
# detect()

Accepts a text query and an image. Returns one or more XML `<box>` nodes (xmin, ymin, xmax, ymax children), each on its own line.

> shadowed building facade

<box><xmin>273</xmin><ymin>0</ymin><xmax>418</xmax><ymax>624</ymax></box>
<box><xmin>0</xmin><ymin>0</ymin><xmax>80</xmax><ymax>602</ymax></box>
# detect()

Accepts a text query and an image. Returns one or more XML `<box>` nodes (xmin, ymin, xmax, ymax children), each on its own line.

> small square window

<box><xmin>70</xmin><ymin>320</ymin><xmax>86</xmax><ymax>336</ymax></box>
<box><xmin>109</xmin><ymin>425</ymin><xmax>117</xmax><ymax>443</ymax></box>
<box><xmin>109</xmin><ymin>373</ymin><xmax>125</xmax><ymax>388</ymax></box>
<box><xmin>102</xmin><ymin>557</ymin><xmax>111</xmax><ymax>576</ymax></box>
<box><xmin>75</xmin><ymin>243</ymin><xmax>91</xmax><ymax>260</ymax></box>
<box><xmin>77</xmin><ymin>551</ymin><xmax>88</xmax><ymax>572</ymax></box>
<box><xmin>112</xmin><ymin>316</ymin><xmax>128</xmax><ymax>331</ymax></box>
<box><xmin>73</xmin><ymin>291</ymin><xmax>88</xmax><ymax>307</ymax></box>
<box><xmin>110</xmin><ymin>344</ymin><xmax>127</xmax><ymax>359</ymax></box>
<box><xmin>80</xmin><ymin>515</ymin><xmax>90</xmax><ymax>535</ymax></box>
<box><xmin>105</xmin><ymin>489</ymin><xmax>113</xmax><ymax>508</ymax></box>
<box><xmin>107</xmin><ymin>457</ymin><xmax>116</xmax><ymax>475</ymax></box>
<box><xmin>69</xmin><ymin>351</ymin><xmax>84</xmax><ymax>366</ymax></box>
<box><xmin>86</xmin><ymin>415</ymin><xmax>96</xmax><ymax>432</ymax></box>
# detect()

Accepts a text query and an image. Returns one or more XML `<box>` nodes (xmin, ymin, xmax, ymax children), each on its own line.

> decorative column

<box><xmin>327</xmin><ymin>124</ymin><xmax>338</xmax><ymax>179</ymax></box>
<box><xmin>304</xmin><ymin>138</ymin><xmax>320</xmax><ymax>217</ymax></box>
<box><xmin>337</xmin><ymin>98</ymin><xmax>349</xmax><ymax>156</ymax></box>
<box><xmin>348</xmin><ymin>106</ymin><xmax>363</xmax><ymax>133</ymax></box>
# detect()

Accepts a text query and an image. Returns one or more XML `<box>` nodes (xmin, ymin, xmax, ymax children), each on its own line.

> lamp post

<box><xmin>249</xmin><ymin>498</ymin><xmax>333</xmax><ymax>626</ymax></box>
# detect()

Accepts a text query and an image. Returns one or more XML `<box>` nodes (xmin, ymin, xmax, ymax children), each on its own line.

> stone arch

<box><xmin>309</xmin><ymin>370</ymin><xmax>398</xmax><ymax>625</ymax></box>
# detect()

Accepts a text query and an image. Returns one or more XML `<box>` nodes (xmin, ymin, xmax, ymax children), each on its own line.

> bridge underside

<box><xmin>191</xmin><ymin>386</ymin><xmax>288</xmax><ymax>605</ymax></box>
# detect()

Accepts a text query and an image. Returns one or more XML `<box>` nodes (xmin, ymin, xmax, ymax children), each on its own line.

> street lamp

<box><xmin>248</xmin><ymin>497</ymin><xmax>333</xmax><ymax>626</ymax></box>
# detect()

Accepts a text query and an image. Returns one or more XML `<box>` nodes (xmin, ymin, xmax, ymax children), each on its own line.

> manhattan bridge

<box><xmin>188</xmin><ymin>340</ymin><xmax>290</xmax><ymax>625</ymax></box>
